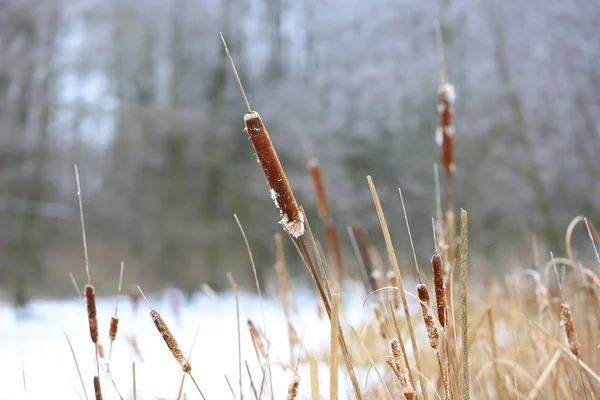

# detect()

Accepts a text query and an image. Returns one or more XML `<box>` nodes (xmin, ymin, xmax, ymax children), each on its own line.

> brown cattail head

<box><xmin>96</xmin><ymin>340</ymin><xmax>105</xmax><ymax>358</ymax></box>
<box><xmin>417</xmin><ymin>283</ymin><xmax>439</xmax><ymax>349</ymax></box>
<box><xmin>308</xmin><ymin>159</ymin><xmax>330</xmax><ymax>218</ymax></box>
<box><xmin>109</xmin><ymin>316</ymin><xmax>120</xmax><ymax>341</ymax></box>
<box><xmin>387</xmin><ymin>271</ymin><xmax>400</xmax><ymax>309</ymax></box>
<box><xmin>85</xmin><ymin>284</ymin><xmax>99</xmax><ymax>343</ymax></box>
<box><xmin>287</xmin><ymin>375</ymin><xmax>300</xmax><ymax>400</ymax></box>
<box><xmin>432</xmin><ymin>253</ymin><xmax>447</xmax><ymax>329</ymax></box>
<box><xmin>129</xmin><ymin>284</ymin><xmax>140</xmax><ymax>314</ymax></box>
<box><xmin>150</xmin><ymin>309</ymin><xmax>191</xmax><ymax>372</ymax></box>
<box><xmin>560</xmin><ymin>302</ymin><xmax>580</xmax><ymax>356</ymax></box>
<box><xmin>244</xmin><ymin>111</ymin><xmax>304</xmax><ymax>237</ymax></box>
<box><xmin>436</xmin><ymin>83</ymin><xmax>456</xmax><ymax>175</ymax></box>
<box><xmin>93</xmin><ymin>375</ymin><xmax>102</xmax><ymax>400</ymax></box>
<box><xmin>248</xmin><ymin>319</ymin><xmax>267</xmax><ymax>358</ymax></box>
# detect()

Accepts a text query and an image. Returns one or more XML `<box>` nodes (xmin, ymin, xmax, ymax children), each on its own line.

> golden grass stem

<box><xmin>329</xmin><ymin>293</ymin><xmax>340</xmax><ymax>400</ymax></box>
<box><xmin>309</xmin><ymin>356</ymin><xmax>319</xmax><ymax>400</ymax></box>
<box><xmin>367</xmin><ymin>176</ymin><xmax>427</xmax><ymax>400</ymax></box>
<box><xmin>460</xmin><ymin>209</ymin><xmax>469</xmax><ymax>399</ymax></box>
<box><xmin>527</xmin><ymin>349</ymin><xmax>561</xmax><ymax>399</ymax></box>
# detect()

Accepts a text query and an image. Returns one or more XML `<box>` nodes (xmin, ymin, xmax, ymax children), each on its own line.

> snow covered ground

<box><xmin>0</xmin><ymin>283</ymin><xmax>397</xmax><ymax>399</ymax></box>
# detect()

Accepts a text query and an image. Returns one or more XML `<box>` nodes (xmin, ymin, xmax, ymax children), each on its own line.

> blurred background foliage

<box><xmin>0</xmin><ymin>0</ymin><xmax>599</xmax><ymax>304</ymax></box>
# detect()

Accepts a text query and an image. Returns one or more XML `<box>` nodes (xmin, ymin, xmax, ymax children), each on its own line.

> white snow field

<box><xmin>0</xmin><ymin>282</ymin><xmax>404</xmax><ymax>400</ymax></box>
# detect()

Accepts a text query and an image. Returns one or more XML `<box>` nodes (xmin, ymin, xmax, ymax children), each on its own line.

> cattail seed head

<box><xmin>93</xmin><ymin>376</ymin><xmax>102</xmax><ymax>400</ymax></box>
<box><xmin>248</xmin><ymin>319</ymin><xmax>267</xmax><ymax>358</ymax></box>
<box><xmin>417</xmin><ymin>283</ymin><xmax>439</xmax><ymax>349</ymax></box>
<box><xmin>404</xmin><ymin>387</ymin><xmax>416</xmax><ymax>400</ymax></box>
<box><xmin>109</xmin><ymin>316</ymin><xmax>119</xmax><ymax>341</ymax></box>
<box><xmin>432</xmin><ymin>253</ymin><xmax>447</xmax><ymax>329</ymax></box>
<box><xmin>387</xmin><ymin>271</ymin><xmax>400</xmax><ymax>309</ymax></box>
<box><xmin>437</xmin><ymin>83</ymin><xmax>456</xmax><ymax>175</ymax></box>
<box><xmin>150</xmin><ymin>309</ymin><xmax>191</xmax><ymax>372</ymax></box>
<box><xmin>85</xmin><ymin>284</ymin><xmax>99</xmax><ymax>343</ymax></box>
<box><xmin>560</xmin><ymin>302</ymin><xmax>580</xmax><ymax>356</ymax></box>
<box><xmin>390</xmin><ymin>338</ymin><xmax>409</xmax><ymax>389</ymax></box>
<box><xmin>308</xmin><ymin>159</ymin><xmax>330</xmax><ymax>218</ymax></box>
<box><xmin>287</xmin><ymin>375</ymin><xmax>300</xmax><ymax>400</ymax></box>
<box><xmin>244</xmin><ymin>111</ymin><xmax>304</xmax><ymax>237</ymax></box>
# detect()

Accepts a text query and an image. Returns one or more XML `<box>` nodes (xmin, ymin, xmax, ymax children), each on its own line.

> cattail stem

<box><xmin>329</xmin><ymin>293</ymin><xmax>340</xmax><ymax>400</ymax></box>
<box><xmin>460</xmin><ymin>208</ymin><xmax>469</xmax><ymax>400</ymax></box>
<box><xmin>309</xmin><ymin>356</ymin><xmax>319</xmax><ymax>400</ymax></box>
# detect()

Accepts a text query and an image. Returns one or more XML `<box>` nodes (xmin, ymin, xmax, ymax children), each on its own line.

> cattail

<box><xmin>93</xmin><ymin>375</ymin><xmax>102</xmax><ymax>400</ymax></box>
<box><xmin>432</xmin><ymin>253</ymin><xmax>447</xmax><ymax>329</ymax></box>
<box><xmin>248</xmin><ymin>319</ymin><xmax>267</xmax><ymax>358</ymax></box>
<box><xmin>109</xmin><ymin>316</ymin><xmax>119</xmax><ymax>341</ymax></box>
<box><xmin>308</xmin><ymin>159</ymin><xmax>330</xmax><ymax>218</ymax></box>
<box><xmin>390</xmin><ymin>339</ymin><xmax>410</xmax><ymax>389</ymax></box>
<box><xmin>150</xmin><ymin>309</ymin><xmax>191</xmax><ymax>372</ymax></box>
<box><xmin>436</xmin><ymin>83</ymin><xmax>456</xmax><ymax>175</ymax></box>
<box><xmin>222</xmin><ymin>35</ymin><xmax>304</xmax><ymax>237</ymax></box>
<box><xmin>287</xmin><ymin>375</ymin><xmax>300</xmax><ymax>400</ymax></box>
<box><xmin>85</xmin><ymin>284</ymin><xmax>98</xmax><ymax>343</ymax></box>
<box><xmin>387</xmin><ymin>271</ymin><xmax>400</xmax><ymax>309</ymax></box>
<box><xmin>370</xmin><ymin>270</ymin><xmax>382</xmax><ymax>294</ymax></box>
<box><xmin>417</xmin><ymin>283</ymin><xmax>439</xmax><ymax>349</ymax></box>
<box><xmin>96</xmin><ymin>340</ymin><xmax>105</xmax><ymax>358</ymax></box>
<box><xmin>560</xmin><ymin>302</ymin><xmax>580</xmax><ymax>356</ymax></box>
<box><xmin>373</xmin><ymin>304</ymin><xmax>390</xmax><ymax>340</ymax></box>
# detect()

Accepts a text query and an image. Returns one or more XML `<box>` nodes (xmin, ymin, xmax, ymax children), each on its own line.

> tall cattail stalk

<box><xmin>387</xmin><ymin>271</ymin><xmax>400</xmax><ymax>309</ymax></box>
<box><xmin>435</xmin><ymin>21</ymin><xmax>457</xmax><ymax>265</ymax></box>
<box><xmin>329</xmin><ymin>293</ymin><xmax>340</xmax><ymax>400</ymax></box>
<box><xmin>460</xmin><ymin>209</ymin><xmax>469</xmax><ymax>400</ymax></box>
<box><xmin>308</xmin><ymin>159</ymin><xmax>344</xmax><ymax>278</ymax></box>
<box><xmin>221</xmin><ymin>34</ymin><xmax>303</xmax><ymax>238</ymax></box>
<box><xmin>309</xmin><ymin>356</ymin><xmax>319</xmax><ymax>400</ymax></box>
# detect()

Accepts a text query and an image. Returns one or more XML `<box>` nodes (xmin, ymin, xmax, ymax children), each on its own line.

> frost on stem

<box><xmin>244</xmin><ymin>111</ymin><xmax>304</xmax><ymax>237</ymax></box>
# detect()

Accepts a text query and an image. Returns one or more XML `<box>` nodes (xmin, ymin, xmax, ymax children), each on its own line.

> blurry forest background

<box><xmin>0</xmin><ymin>0</ymin><xmax>599</xmax><ymax>305</ymax></box>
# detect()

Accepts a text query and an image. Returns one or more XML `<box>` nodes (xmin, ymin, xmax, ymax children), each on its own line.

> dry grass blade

<box><xmin>585</xmin><ymin>218</ymin><xmax>600</xmax><ymax>268</ymax></box>
<box><xmin>309</xmin><ymin>356</ymin><xmax>319</xmax><ymax>400</ymax></box>
<box><xmin>329</xmin><ymin>293</ymin><xmax>340</xmax><ymax>400</ymax></box>
<box><xmin>62</xmin><ymin>330</ymin><xmax>89</xmax><ymax>400</ymax></box>
<box><xmin>367</xmin><ymin>176</ymin><xmax>427</xmax><ymax>400</ymax></box>
<box><xmin>132</xmin><ymin>362</ymin><xmax>136</xmax><ymax>400</ymax></box>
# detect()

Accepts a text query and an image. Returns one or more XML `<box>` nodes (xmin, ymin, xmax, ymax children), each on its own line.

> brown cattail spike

<box><xmin>437</xmin><ymin>83</ymin><xmax>456</xmax><ymax>175</ymax></box>
<box><xmin>287</xmin><ymin>375</ymin><xmax>300</xmax><ymax>400</ymax></box>
<box><xmin>109</xmin><ymin>316</ymin><xmax>119</xmax><ymax>341</ymax></box>
<box><xmin>248</xmin><ymin>319</ymin><xmax>267</xmax><ymax>358</ymax></box>
<box><xmin>85</xmin><ymin>284</ymin><xmax>98</xmax><ymax>343</ymax></box>
<box><xmin>94</xmin><ymin>376</ymin><xmax>102</xmax><ymax>400</ymax></box>
<box><xmin>390</xmin><ymin>338</ymin><xmax>411</xmax><ymax>389</ymax></box>
<box><xmin>150</xmin><ymin>309</ymin><xmax>191</xmax><ymax>373</ymax></box>
<box><xmin>560</xmin><ymin>303</ymin><xmax>580</xmax><ymax>356</ymax></box>
<box><xmin>308</xmin><ymin>159</ymin><xmax>330</xmax><ymax>218</ymax></box>
<box><xmin>417</xmin><ymin>283</ymin><xmax>439</xmax><ymax>349</ymax></box>
<box><xmin>432</xmin><ymin>253</ymin><xmax>447</xmax><ymax>329</ymax></box>
<box><xmin>244</xmin><ymin>112</ymin><xmax>304</xmax><ymax>237</ymax></box>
